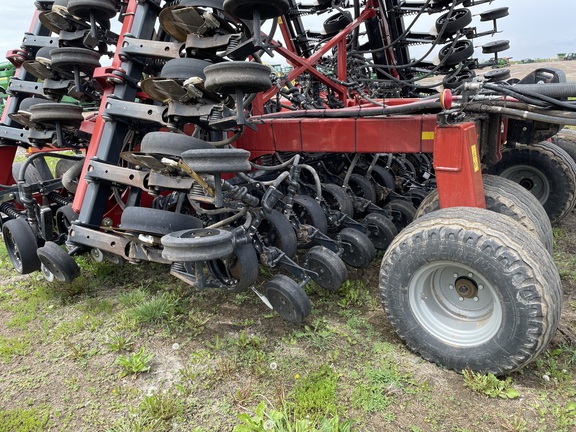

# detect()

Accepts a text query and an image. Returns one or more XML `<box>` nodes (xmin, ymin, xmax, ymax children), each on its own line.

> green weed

<box><xmin>139</xmin><ymin>391</ymin><xmax>183</xmax><ymax>422</ymax></box>
<box><xmin>462</xmin><ymin>370</ymin><xmax>520</xmax><ymax>399</ymax></box>
<box><xmin>0</xmin><ymin>407</ymin><xmax>51</xmax><ymax>432</ymax></box>
<box><xmin>105</xmin><ymin>332</ymin><xmax>134</xmax><ymax>352</ymax></box>
<box><xmin>0</xmin><ymin>335</ymin><xmax>31</xmax><ymax>362</ymax></box>
<box><xmin>292</xmin><ymin>365</ymin><xmax>339</xmax><ymax>421</ymax></box>
<box><xmin>130</xmin><ymin>292</ymin><xmax>177</xmax><ymax>324</ymax></box>
<box><xmin>116</xmin><ymin>347</ymin><xmax>154</xmax><ymax>377</ymax></box>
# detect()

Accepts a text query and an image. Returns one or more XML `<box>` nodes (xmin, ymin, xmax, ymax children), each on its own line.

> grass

<box><xmin>0</xmin><ymin>227</ymin><xmax>575</xmax><ymax>431</ymax></box>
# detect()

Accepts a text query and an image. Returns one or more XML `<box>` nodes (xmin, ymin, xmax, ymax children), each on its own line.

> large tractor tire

<box><xmin>379</xmin><ymin>207</ymin><xmax>562</xmax><ymax>375</ymax></box>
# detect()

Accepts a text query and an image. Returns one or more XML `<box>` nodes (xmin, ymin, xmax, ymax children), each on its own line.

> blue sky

<box><xmin>2</xmin><ymin>0</ymin><xmax>575</xmax><ymax>65</ymax></box>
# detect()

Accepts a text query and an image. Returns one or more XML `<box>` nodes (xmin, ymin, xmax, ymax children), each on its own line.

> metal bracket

<box><xmin>120</xmin><ymin>36</ymin><xmax>183</xmax><ymax>60</ymax></box>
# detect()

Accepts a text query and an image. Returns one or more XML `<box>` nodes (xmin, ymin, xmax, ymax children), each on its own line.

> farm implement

<box><xmin>1</xmin><ymin>0</ymin><xmax>575</xmax><ymax>375</ymax></box>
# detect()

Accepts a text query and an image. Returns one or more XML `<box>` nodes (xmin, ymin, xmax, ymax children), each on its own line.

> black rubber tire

<box><xmin>415</xmin><ymin>174</ymin><xmax>554</xmax><ymax>252</ymax></box>
<box><xmin>368</xmin><ymin>165</ymin><xmax>395</xmax><ymax>190</ymax></box>
<box><xmin>322</xmin><ymin>183</ymin><xmax>354</xmax><ymax>218</ymax></box>
<box><xmin>11</xmin><ymin>162</ymin><xmax>44</xmax><ymax>185</ymax></box>
<box><xmin>385</xmin><ymin>199</ymin><xmax>417</xmax><ymax>231</ymax></box>
<box><xmin>362</xmin><ymin>212</ymin><xmax>398</xmax><ymax>250</ymax></box>
<box><xmin>265</xmin><ymin>274</ymin><xmax>311</xmax><ymax>323</ymax></box>
<box><xmin>67</xmin><ymin>0</ymin><xmax>117</xmax><ymax>20</ymax></box>
<box><xmin>37</xmin><ymin>241</ymin><xmax>80</xmax><ymax>283</ymax></box>
<box><xmin>405</xmin><ymin>187</ymin><xmax>429</xmax><ymax>208</ymax></box>
<box><xmin>29</xmin><ymin>103</ymin><xmax>84</xmax><ymax>127</ymax></box>
<box><xmin>2</xmin><ymin>218</ymin><xmax>41</xmax><ymax>274</ymax></box>
<box><xmin>223</xmin><ymin>0</ymin><xmax>289</xmax><ymax>20</ymax></box>
<box><xmin>161</xmin><ymin>228</ymin><xmax>234</xmax><ymax>262</ymax></box>
<box><xmin>160</xmin><ymin>58</ymin><xmax>212</xmax><ymax>81</ymax></box>
<box><xmin>56</xmin><ymin>204</ymin><xmax>79</xmax><ymax>237</ymax></box>
<box><xmin>181</xmin><ymin>148</ymin><xmax>252</xmax><ymax>173</ymax></box>
<box><xmin>204</xmin><ymin>61</ymin><xmax>272</xmax><ymax>94</ymax></box>
<box><xmin>323</xmin><ymin>11</ymin><xmax>352</xmax><ymax>35</ymax></box>
<box><xmin>303</xmin><ymin>245</ymin><xmax>347</xmax><ymax>291</ymax></box>
<box><xmin>207</xmin><ymin>243</ymin><xmax>259</xmax><ymax>293</ymax></box>
<box><xmin>481</xmin><ymin>40</ymin><xmax>510</xmax><ymax>54</ymax></box>
<box><xmin>479</xmin><ymin>7</ymin><xmax>509</xmax><ymax>22</ymax></box>
<box><xmin>50</xmin><ymin>47</ymin><xmax>101</xmax><ymax>74</ymax></box>
<box><xmin>486</xmin><ymin>142</ymin><xmax>576</xmax><ymax>224</ymax></box>
<box><xmin>141</xmin><ymin>132</ymin><xmax>215</xmax><ymax>157</ymax></box>
<box><xmin>120</xmin><ymin>207</ymin><xmax>203</xmax><ymax>236</ymax></box>
<box><xmin>551</xmin><ymin>137</ymin><xmax>576</xmax><ymax>165</ymax></box>
<box><xmin>16</xmin><ymin>97</ymin><xmax>52</xmax><ymax>115</ymax></box>
<box><xmin>380</xmin><ymin>207</ymin><xmax>562</xmax><ymax>375</ymax></box>
<box><xmin>348</xmin><ymin>173</ymin><xmax>377</xmax><ymax>204</ymax></box>
<box><xmin>292</xmin><ymin>194</ymin><xmax>328</xmax><ymax>235</ymax></box>
<box><xmin>438</xmin><ymin>40</ymin><xmax>474</xmax><ymax>66</ymax></box>
<box><xmin>259</xmin><ymin>209</ymin><xmax>298</xmax><ymax>259</ymax></box>
<box><xmin>435</xmin><ymin>8</ymin><xmax>472</xmax><ymax>34</ymax></box>
<box><xmin>337</xmin><ymin>227</ymin><xmax>375</xmax><ymax>269</ymax></box>
<box><xmin>442</xmin><ymin>68</ymin><xmax>475</xmax><ymax>89</ymax></box>
<box><xmin>484</xmin><ymin>68</ymin><xmax>511</xmax><ymax>82</ymax></box>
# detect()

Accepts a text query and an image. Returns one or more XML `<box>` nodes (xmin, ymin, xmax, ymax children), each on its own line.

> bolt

<box><xmin>453</xmin><ymin>273</ymin><xmax>459</xmax><ymax>278</ymax></box>
<box><xmin>478</xmin><ymin>284</ymin><xmax>484</xmax><ymax>290</ymax></box>
<box><xmin>459</xmin><ymin>297</ymin><xmax>464</xmax><ymax>302</ymax></box>
<box><xmin>468</xmin><ymin>272</ymin><xmax>473</xmax><ymax>278</ymax></box>
<box><xmin>449</xmin><ymin>284</ymin><xmax>454</xmax><ymax>290</ymax></box>
<box><xmin>473</xmin><ymin>297</ymin><xmax>479</xmax><ymax>302</ymax></box>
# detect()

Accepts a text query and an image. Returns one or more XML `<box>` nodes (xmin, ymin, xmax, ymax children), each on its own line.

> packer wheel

<box><xmin>223</xmin><ymin>0</ymin><xmax>289</xmax><ymax>20</ymax></box>
<box><xmin>180</xmin><ymin>148</ymin><xmax>251</xmax><ymax>173</ymax></box>
<box><xmin>337</xmin><ymin>227</ymin><xmax>375</xmax><ymax>269</ymax></box>
<box><xmin>2</xmin><ymin>218</ymin><xmax>41</xmax><ymax>274</ymax></box>
<box><xmin>265</xmin><ymin>274</ymin><xmax>311</xmax><ymax>323</ymax></box>
<box><xmin>362</xmin><ymin>212</ymin><xmax>398</xmax><ymax>250</ymax></box>
<box><xmin>258</xmin><ymin>209</ymin><xmax>298</xmax><ymax>259</ymax></box>
<box><xmin>302</xmin><ymin>245</ymin><xmax>347</xmax><ymax>291</ymax></box>
<box><xmin>37</xmin><ymin>241</ymin><xmax>80</xmax><ymax>283</ymax></box>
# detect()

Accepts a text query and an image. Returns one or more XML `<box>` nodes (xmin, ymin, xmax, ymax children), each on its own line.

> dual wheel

<box><xmin>380</xmin><ymin>206</ymin><xmax>562</xmax><ymax>374</ymax></box>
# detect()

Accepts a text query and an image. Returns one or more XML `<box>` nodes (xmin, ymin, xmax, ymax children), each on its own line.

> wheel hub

<box><xmin>455</xmin><ymin>276</ymin><xmax>478</xmax><ymax>299</ymax></box>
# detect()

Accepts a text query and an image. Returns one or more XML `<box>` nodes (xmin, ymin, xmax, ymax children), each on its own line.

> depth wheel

<box><xmin>322</xmin><ymin>183</ymin><xmax>354</xmax><ymax>218</ymax></box>
<box><xmin>56</xmin><ymin>204</ymin><xmax>79</xmax><ymax>237</ymax></box>
<box><xmin>292</xmin><ymin>194</ymin><xmax>328</xmax><ymax>235</ymax></box>
<box><xmin>29</xmin><ymin>103</ymin><xmax>84</xmax><ymax>128</ymax></box>
<box><xmin>258</xmin><ymin>209</ymin><xmax>298</xmax><ymax>259</ymax></box>
<box><xmin>67</xmin><ymin>0</ymin><xmax>117</xmax><ymax>20</ymax></box>
<box><xmin>37</xmin><ymin>241</ymin><xmax>80</xmax><ymax>283</ymax></box>
<box><xmin>362</xmin><ymin>212</ymin><xmax>398</xmax><ymax>250</ymax></box>
<box><xmin>181</xmin><ymin>148</ymin><xmax>251</xmax><ymax>173</ymax></box>
<box><xmin>141</xmin><ymin>132</ymin><xmax>214</xmax><ymax>157</ymax></box>
<box><xmin>486</xmin><ymin>141</ymin><xmax>576</xmax><ymax>223</ymax></box>
<box><xmin>50</xmin><ymin>47</ymin><xmax>101</xmax><ymax>74</ymax></box>
<box><xmin>265</xmin><ymin>274</ymin><xmax>311</xmax><ymax>323</ymax></box>
<box><xmin>2</xmin><ymin>218</ymin><xmax>41</xmax><ymax>274</ymax></box>
<box><xmin>348</xmin><ymin>173</ymin><xmax>377</xmax><ymax>204</ymax></box>
<box><xmin>204</xmin><ymin>61</ymin><xmax>272</xmax><ymax>94</ymax></box>
<box><xmin>120</xmin><ymin>207</ymin><xmax>203</xmax><ymax>236</ymax></box>
<box><xmin>161</xmin><ymin>228</ymin><xmax>234</xmax><ymax>262</ymax></box>
<box><xmin>337</xmin><ymin>227</ymin><xmax>375</xmax><ymax>269</ymax></box>
<box><xmin>380</xmin><ymin>207</ymin><xmax>562</xmax><ymax>374</ymax></box>
<box><xmin>435</xmin><ymin>8</ymin><xmax>472</xmax><ymax>34</ymax></box>
<box><xmin>303</xmin><ymin>245</ymin><xmax>347</xmax><ymax>291</ymax></box>
<box><xmin>223</xmin><ymin>0</ymin><xmax>289</xmax><ymax>20</ymax></box>
<box><xmin>207</xmin><ymin>243</ymin><xmax>259</xmax><ymax>293</ymax></box>
<box><xmin>438</xmin><ymin>40</ymin><xmax>474</xmax><ymax>66</ymax></box>
<box><xmin>385</xmin><ymin>199</ymin><xmax>416</xmax><ymax>231</ymax></box>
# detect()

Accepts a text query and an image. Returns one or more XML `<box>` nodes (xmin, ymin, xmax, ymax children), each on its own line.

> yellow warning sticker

<box><xmin>471</xmin><ymin>144</ymin><xmax>480</xmax><ymax>172</ymax></box>
<box><xmin>421</xmin><ymin>131</ymin><xmax>434</xmax><ymax>140</ymax></box>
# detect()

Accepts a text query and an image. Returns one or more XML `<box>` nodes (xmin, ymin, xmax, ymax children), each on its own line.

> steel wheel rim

<box><xmin>4</xmin><ymin>230</ymin><xmax>23</xmax><ymax>272</ymax></box>
<box><xmin>500</xmin><ymin>164</ymin><xmax>550</xmax><ymax>204</ymax></box>
<box><xmin>267</xmin><ymin>290</ymin><xmax>297</xmax><ymax>321</ymax></box>
<box><xmin>408</xmin><ymin>261</ymin><xmax>502</xmax><ymax>347</ymax></box>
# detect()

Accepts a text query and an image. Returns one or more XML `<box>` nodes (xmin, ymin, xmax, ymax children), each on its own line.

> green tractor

<box><xmin>0</xmin><ymin>61</ymin><xmax>16</xmax><ymax>117</ymax></box>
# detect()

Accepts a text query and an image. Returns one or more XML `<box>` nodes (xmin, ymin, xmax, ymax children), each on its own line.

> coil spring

<box><xmin>0</xmin><ymin>203</ymin><xmax>23</xmax><ymax>220</ymax></box>
<box><xmin>171</xmin><ymin>261</ymin><xmax>186</xmax><ymax>273</ymax></box>
<box><xmin>48</xmin><ymin>192</ymin><xmax>72</xmax><ymax>207</ymax></box>
<box><xmin>208</xmin><ymin>106</ymin><xmax>224</xmax><ymax>123</ymax></box>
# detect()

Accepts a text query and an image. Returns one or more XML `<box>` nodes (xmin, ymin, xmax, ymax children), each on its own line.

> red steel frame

<box><xmin>237</xmin><ymin>1</ymin><xmax>486</xmax><ymax>208</ymax></box>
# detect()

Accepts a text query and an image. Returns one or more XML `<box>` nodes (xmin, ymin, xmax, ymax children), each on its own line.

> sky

<box><xmin>1</xmin><ymin>0</ymin><xmax>575</xmax><ymax>66</ymax></box>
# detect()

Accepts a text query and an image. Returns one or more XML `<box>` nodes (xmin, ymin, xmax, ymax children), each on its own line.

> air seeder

<box><xmin>1</xmin><ymin>0</ymin><xmax>575</xmax><ymax>375</ymax></box>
